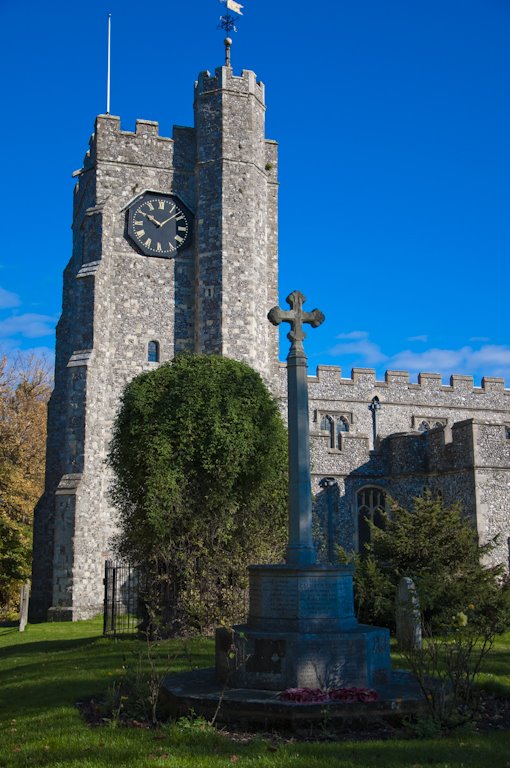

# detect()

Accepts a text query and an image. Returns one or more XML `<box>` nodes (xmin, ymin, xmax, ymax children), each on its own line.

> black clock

<box><xmin>127</xmin><ymin>194</ymin><xmax>192</xmax><ymax>257</ymax></box>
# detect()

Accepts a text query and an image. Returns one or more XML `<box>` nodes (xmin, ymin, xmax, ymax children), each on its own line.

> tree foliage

<box><xmin>0</xmin><ymin>354</ymin><xmax>51</xmax><ymax>616</ymax></box>
<box><xmin>108</xmin><ymin>354</ymin><xmax>288</xmax><ymax>634</ymax></box>
<box><xmin>342</xmin><ymin>495</ymin><xmax>509</xmax><ymax>634</ymax></box>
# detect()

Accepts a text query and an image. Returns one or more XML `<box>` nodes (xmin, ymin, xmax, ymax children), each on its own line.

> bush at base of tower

<box><xmin>108</xmin><ymin>354</ymin><xmax>288</xmax><ymax>636</ymax></box>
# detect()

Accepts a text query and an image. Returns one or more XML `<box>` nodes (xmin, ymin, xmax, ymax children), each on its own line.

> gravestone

<box><xmin>19</xmin><ymin>581</ymin><xmax>30</xmax><ymax>632</ymax></box>
<box><xmin>215</xmin><ymin>291</ymin><xmax>392</xmax><ymax>690</ymax></box>
<box><xmin>395</xmin><ymin>577</ymin><xmax>422</xmax><ymax>652</ymax></box>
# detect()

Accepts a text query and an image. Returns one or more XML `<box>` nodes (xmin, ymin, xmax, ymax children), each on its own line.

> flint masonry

<box><xmin>31</xmin><ymin>60</ymin><xmax>510</xmax><ymax>621</ymax></box>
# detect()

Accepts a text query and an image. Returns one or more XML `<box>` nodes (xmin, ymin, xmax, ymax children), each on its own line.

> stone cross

<box><xmin>268</xmin><ymin>290</ymin><xmax>325</xmax><ymax>353</ymax></box>
<box><xmin>268</xmin><ymin>291</ymin><xmax>325</xmax><ymax>566</ymax></box>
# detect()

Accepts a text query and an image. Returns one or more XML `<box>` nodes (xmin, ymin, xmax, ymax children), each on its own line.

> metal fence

<box><xmin>103</xmin><ymin>560</ymin><xmax>142</xmax><ymax>637</ymax></box>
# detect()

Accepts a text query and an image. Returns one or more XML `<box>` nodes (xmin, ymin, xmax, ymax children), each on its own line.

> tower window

<box><xmin>336</xmin><ymin>416</ymin><xmax>349</xmax><ymax>448</ymax></box>
<box><xmin>414</xmin><ymin>417</ymin><xmax>447</xmax><ymax>432</ymax></box>
<box><xmin>320</xmin><ymin>415</ymin><xmax>335</xmax><ymax>449</ymax></box>
<box><xmin>148</xmin><ymin>340</ymin><xmax>160</xmax><ymax>363</ymax></box>
<box><xmin>319</xmin><ymin>413</ymin><xmax>350</xmax><ymax>449</ymax></box>
<box><xmin>356</xmin><ymin>487</ymin><xmax>386</xmax><ymax>552</ymax></box>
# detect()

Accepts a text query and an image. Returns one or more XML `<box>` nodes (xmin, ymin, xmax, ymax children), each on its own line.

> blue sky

<box><xmin>0</xmin><ymin>0</ymin><xmax>509</xmax><ymax>384</ymax></box>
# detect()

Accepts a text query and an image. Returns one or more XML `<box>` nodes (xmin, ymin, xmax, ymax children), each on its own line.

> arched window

<box><xmin>356</xmin><ymin>487</ymin><xmax>386</xmax><ymax>552</ymax></box>
<box><xmin>418</xmin><ymin>421</ymin><xmax>430</xmax><ymax>433</ymax></box>
<box><xmin>336</xmin><ymin>416</ymin><xmax>349</xmax><ymax>448</ymax></box>
<box><xmin>148</xmin><ymin>340</ymin><xmax>160</xmax><ymax>363</ymax></box>
<box><xmin>320</xmin><ymin>415</ymin><xmax>335</xmax><ymax>449</ymax></box>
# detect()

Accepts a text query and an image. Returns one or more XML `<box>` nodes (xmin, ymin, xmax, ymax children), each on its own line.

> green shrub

<box><xmin>343</xmin><ymin>495</ymin><xmax>510</xmax><ymax>634</ymax></box>
<box><xmin>108</xmin><ymin>354</ymin><xmax>288</xmax><ymax>635</ymax></box>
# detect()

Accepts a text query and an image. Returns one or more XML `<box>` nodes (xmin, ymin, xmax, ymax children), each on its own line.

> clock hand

<box><xmin>158</xmin><ymin>213</ymin><xmax>179</xmax><ymax>226</ymax></box>
<box><xmin>145</xmin><ymin>214</ymin><xmax>163</xmax><ymax>227</ymax></box>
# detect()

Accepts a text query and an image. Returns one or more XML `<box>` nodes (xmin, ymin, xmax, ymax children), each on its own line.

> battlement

<box><xmin>195</xmin><ymin>66</ymin><xmax>265</xmax><ymax>102</ymax></box>
<box><xmin>382</xmin><ymin>418</ymin><xmax>510</xmax><ymax>475</ymax></box>
<box><xmin>74</xmin><ymin>114</ymin><xmax>177</xmax><ymax>174</ymax></box>
<box><xmin>302</xmin><ymin>365</ymin><xmax>509</xmax><ymax>396</ymax></box>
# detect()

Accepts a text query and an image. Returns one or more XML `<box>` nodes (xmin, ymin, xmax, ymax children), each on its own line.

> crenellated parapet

<box><xmin>290</xmin><ymin>366</ymin><xmax>510</xmax><ymax>429</ymax></box>
<box><xmin>195</xmin><ymin>66</ymin><xmax>265</xmax><ymax>102</ymax></box>
<box><xmin>303</xmin><ymin>364</ymin><xmax>509</xmax><ymax>396</ymax></box>
<box><xmin>89</xmin><ymin>114</ymin><xmax>174</xmax><ymax>168</ymax></box>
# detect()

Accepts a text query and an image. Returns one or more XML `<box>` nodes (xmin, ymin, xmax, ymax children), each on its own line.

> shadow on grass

<box><xmin>7</xmin><ymin>726</ymin><xmax>510</xmax><ymax>768</ymax></box>
<box><xmin>0</xmin><ymin>636</ymin><xmax>100</xmax><ymax>658</ymax></box>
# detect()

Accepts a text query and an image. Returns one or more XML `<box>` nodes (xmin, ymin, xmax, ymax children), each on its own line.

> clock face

<box><xmin>127</xmin><ymin>194</ymin><xmax>192</xmax><ymax>257</ymax></box>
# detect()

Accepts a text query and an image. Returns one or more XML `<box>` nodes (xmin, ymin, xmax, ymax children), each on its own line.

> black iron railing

<box><xmin>103</xmin><ymin>560</ymin><xmax>141</xmax><ymax>637</ymax></box>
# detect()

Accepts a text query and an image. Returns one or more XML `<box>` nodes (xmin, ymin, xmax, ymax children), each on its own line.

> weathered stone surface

<box><xmin>395</xmin><ymin>577</ymin><xmax>422</xmax><ymax>652</ymax></box>
<box><xmin>30</xmin><ymin>65</ymin><xmax>279</xmax><ymax>621</ymax></box>
<box><xmin>247</xmin><ymin>564</ymin><xmax>357</xmax><ymax>633</ymax></box>
<box><xmin>217</xmin><ymin>622</ymin><xmax>391</xmax><ymax>691</ymax></box>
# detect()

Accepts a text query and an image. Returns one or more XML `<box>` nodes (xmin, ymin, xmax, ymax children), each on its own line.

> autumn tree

<box><xmin>0</xmin><ymin>354</ymin><xmax>51</xmax><ymax>617</ymax></box>
<box><xmin>108</xmin><ymin>354</ymin><xmax>288</xmax><ymax>634</ymax></box>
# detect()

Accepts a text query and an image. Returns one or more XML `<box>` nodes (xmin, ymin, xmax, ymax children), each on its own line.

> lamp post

<box><xmin>368</xmin><ymin>396</ymin><xmax>381</xmax><ymax>449</ymax></box>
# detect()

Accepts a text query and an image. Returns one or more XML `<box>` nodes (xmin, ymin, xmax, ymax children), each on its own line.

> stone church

<box><xmin>30</xmin><ymin>57</ymin><xmax>510</xmax><ymax>621</ymax></box>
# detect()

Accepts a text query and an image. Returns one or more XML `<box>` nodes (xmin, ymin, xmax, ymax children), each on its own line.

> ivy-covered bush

<box><xmin>108</xmin><ymin>354</ymin><xmax>288</xmax><ymax>635</ymax></box>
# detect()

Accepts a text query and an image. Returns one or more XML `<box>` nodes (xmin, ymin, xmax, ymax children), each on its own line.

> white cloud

<box><xmin>407</xmin><ymin>334</ymin><xmax>428</xmax><ymax>343</ymax></box>
<box><xmin>389</xmin><ymin>347</ymin><xmax>472</xmax><ymax>374</ymax></box>
<box><xmin>470</xmin><ymin>336</ymin><xmax>490</xmax><ymax>343</ymax></box>
<box><xmin>327</xmin><ymin>331</ymin><xmax>510</xmax><ymax>383</ymax></box>
<box><xmin>0</xmin><ymin>313</ymin><xmax>56</xmax><ymax>339</ymax></box>
<box><xmin>0</xmin><ymin>287</ymin><xmax>20</xmax><ymax>309</ymax></box>
<box><xmin>335</xmin><ymin>330</ymin><xmax>370</xmax><ymax>340</ymax></box>
<box><xmin>469</xmin><ymin>345</ymin><xmax>510</xmax><ymax>367</ymax></box>
<box><xmin>329</xmin><ymin>338</ymin><xmax>388</xmax><ymax>366</ymax></box>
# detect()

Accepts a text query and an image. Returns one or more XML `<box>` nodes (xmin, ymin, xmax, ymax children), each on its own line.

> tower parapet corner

<box><xmin>417</xmin><ymin>372</ymin><xmax>443</xmax><ymax>389</ymax></box>
<box><xmin>481</xmin><ymin>376</ymin><xmax>507</xmax><ymax>393</ymax></box>
<box><xmin>95</xmin><ymin>113</ymin><xmax>121</xmax><ymax>134</ymax></box>
<box><xmin>450</xmin><ymin>374</ymin><xmax>474</xmax><ymax>391</ymax></box>
<box><xmin>135</xmin><ymin>118</ymin><xmax>160</xmax><ymax>137</ymax></box>
<box><xmin>314</xmin><ymin>364</ymin><xmax>342</xmax><ymax>382</ymax></box>
<box><xmin>352</xmin><ymin>367</ymin><xmax>377</xmax><ymax>385</ymax></box>
<box><xmin>240</xmin><ymin>68</ymin><xmax>264</xmax><ymax>97</ymax></box>
<box><xmin>195</xmin><ymin>69</ymin><xmax>216</xmax><ymax>95</ymax></box>
<box><xmin>195</xmin><ymin>65</ymin><xmax>265</xmax><ymax>100</ymax></box>
<box><xmin>385</xmin><ymin>370</ymin><xmax>409</xmax><ymax>385</ymax></box>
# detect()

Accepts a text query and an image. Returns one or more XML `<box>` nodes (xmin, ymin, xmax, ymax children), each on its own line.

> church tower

<box><xmin>31</xmin><ymin>62</ymin><xmax>279</xmax><ymax>620</ymax></box>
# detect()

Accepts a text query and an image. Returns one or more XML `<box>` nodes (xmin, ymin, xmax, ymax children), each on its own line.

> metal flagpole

<box><xmin>106</xmin><ymin>13</ymin><xmax>111</xmax><ymax>114</ymax></box>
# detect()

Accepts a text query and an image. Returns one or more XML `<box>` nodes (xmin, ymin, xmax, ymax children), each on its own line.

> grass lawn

<box><xmin>1</xmin><ymin>619</ymin><xmax>510</xmax><ymax>768</ymax></box>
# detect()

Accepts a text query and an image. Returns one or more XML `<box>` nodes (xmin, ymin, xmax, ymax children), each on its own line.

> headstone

<box><xmin>395</xmin><ymin>577</ymin><xmax>422</xmax><ymax>651</ymax></box>
<box><xmin>19</xmin><ymin>581</ymin><xmax>30</xmax><ymax>632</ymax></box>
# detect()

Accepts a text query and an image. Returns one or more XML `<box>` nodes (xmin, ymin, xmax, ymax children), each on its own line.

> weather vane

<box><xmin>219</xmin><ymin>0</ymin><xmax>244</xmax><ymax>67</ymax></box>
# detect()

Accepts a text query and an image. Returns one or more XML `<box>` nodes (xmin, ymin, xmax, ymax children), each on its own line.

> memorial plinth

<box><xmin>216</xmin><ymin>563</ymin><xmax>391</xmax><ymax>690</ymax></box>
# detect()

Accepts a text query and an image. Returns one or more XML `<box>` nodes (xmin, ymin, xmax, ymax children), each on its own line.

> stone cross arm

<box><xmin>268</xmin><ymin>290</ymin><xmax>325</xmax><ymax>350</ymax></box>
